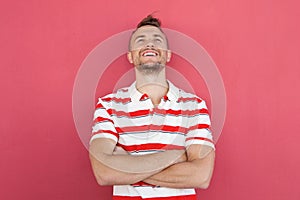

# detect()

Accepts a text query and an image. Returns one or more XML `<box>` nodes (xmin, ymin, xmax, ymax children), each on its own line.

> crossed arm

<box><xmin>143</xmin><ymin>144</ymin><xmax>215</xmax><ymax>189</ymax></box>
<box><xmin>89</xmin><ymin>138</ymin><xmax>215</xmax><ymax>189</ymax></box>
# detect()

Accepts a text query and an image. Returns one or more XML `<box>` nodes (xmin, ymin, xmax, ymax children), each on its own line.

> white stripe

<box><xmin>102</xmin><ymin>100</ymin><xmax>206</xmax><ymax>112</ymax></box>
<box><xmin>187</xmin><ymin>129</ymin><xmax>213</xmax><ymax>140</ymax></box>
<box><xmin>90</xmin><ymin>133</ymin><xmax>118</xmax><ymax>144</ymax></box>
<box><xmin>118</xmin><ymin>133</ymin><xmax>185</xmax><ymax>146</ymax></box>
<box><xmin>113</xmin><ymin>185</ymin><xmax>195</xmax><ymax>198</ymax></box>
<box><xmin>189</xmin><ymin>115</ymin><xmax>211</xmax><ymax>127</ymax></box>
<box><xmin>113</xmin><ymin>116</ymin><xmax>152</xmax><ymax>127</ymax></box>
<box><xmin>92</xmin><ymin>122</ymin><xmax>116</xmax><ymax>133</ymax></box>
<box><xmin>104</xmin><ymin>101</ymin><xmax>151</xmax><ymax>112</ymax></box>
<box><xmin>114</xmin><ymin>115</ymin><xmax>190</xmax><ymax>128</ymax></box>
<box><xmin>93</xmin><ymin>108</ymin><xmax>111</xmax><ymax>120</ymax></box>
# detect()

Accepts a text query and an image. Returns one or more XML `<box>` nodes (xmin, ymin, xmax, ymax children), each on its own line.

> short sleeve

<box><xmin>90</xmin><ymin>98</ymin><xmax>119</xmax><ymax>144</ymax></box>
<box><xmin>185</xmin><ymin>99</ymin><xmax>215</xmax><ymax>150</ymax></box>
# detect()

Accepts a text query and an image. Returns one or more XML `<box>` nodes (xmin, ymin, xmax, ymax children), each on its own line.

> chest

<box><xmin>111</xmin><ymin>100</ymin><xmax>190</xmax><ymax>153</ymax></box>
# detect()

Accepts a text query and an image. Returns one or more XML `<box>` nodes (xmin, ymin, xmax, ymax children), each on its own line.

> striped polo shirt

<box><xmin>90</xmin><ymin>81</ymin><xmax>215</xmax><ymax>199</ymax></box>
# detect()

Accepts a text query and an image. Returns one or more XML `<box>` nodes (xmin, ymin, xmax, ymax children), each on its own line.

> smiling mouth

<box><xmin>141</xmin><ymin>50</ymin><xmax>159</xmax><ymax>57</ymax></box>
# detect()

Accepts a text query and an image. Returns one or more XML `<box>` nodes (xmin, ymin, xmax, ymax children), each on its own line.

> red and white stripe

<box><xmin>90</xmin><ymin>81</ymin><xmax>214</xmax><ymax>199</ymax></box>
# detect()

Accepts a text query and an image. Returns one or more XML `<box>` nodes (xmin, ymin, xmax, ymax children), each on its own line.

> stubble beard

<box><xmin>136</xmin><ymin>62</ymin><xmax>165</xmax><ymax>75</ymax></box>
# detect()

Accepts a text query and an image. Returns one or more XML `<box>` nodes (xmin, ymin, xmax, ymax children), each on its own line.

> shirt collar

<box><xmin>166</xmin><ymin>81</ymin><xmax>180</xmax><ymax>101</ymax></box>
<box><xmin>128</xmin><ymin>80</ymin><xmax>180</xmax><ymax>102</ymax></box>
<box><xmin>128</xmin><ymin>81</ymin><xmax>143</xmax><ymax>102</ymax></box>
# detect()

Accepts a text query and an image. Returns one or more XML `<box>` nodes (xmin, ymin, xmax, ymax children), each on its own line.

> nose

<box><xmin>146</xmin><ymin>40</ymin><xmax>154</xmax><ymax>48</ymax></box>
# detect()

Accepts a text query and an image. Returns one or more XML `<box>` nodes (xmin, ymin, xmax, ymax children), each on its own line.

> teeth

<box><xmin>143</xmin><ymin>52</ymin><xmax>156</xmax><ymax>56</ymax></box>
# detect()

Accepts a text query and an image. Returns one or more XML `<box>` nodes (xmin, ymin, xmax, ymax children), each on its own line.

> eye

<box><xmin>154</xmin><ymin>38</ymin><xmax>162</xmax><ymax>43</ymax></box>
<box><xmin>136</xmin><ymin>38</ymin><xmax>145</xmax><ymax>43</ymax></box>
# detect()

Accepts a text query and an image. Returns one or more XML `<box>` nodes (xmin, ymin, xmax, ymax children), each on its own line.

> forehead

<box><xmin>131</xmin><ymin>26</ymin><xmax>166</xmax><ymax>39</ymax></box>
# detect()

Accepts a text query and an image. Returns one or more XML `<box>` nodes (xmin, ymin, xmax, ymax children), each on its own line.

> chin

<box><xmin>136</xmin><ymin>63</ymin><xmax>164</xmax><ymax>75</ymax></box>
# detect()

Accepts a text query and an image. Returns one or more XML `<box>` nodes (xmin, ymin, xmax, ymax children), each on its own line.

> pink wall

<box><xmin>1</xmin><ymin>0</ymin><xmax>300</xmax><ymax>199</ymax></box>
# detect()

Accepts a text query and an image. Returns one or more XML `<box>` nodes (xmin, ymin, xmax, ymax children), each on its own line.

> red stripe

<box><xmin>161</xmin><ymin>125</ymin><xmax>187</xmax><ymax>132</ymax></box>
<box><xmin>92</xmin><ymin>130</ymin><xmax>119</xmax><ymax>139</ymax></box>
<box><xmin>189</xmin><ymin>124</ymin><xmax>210</xmax><ymax>131</ymax></box>
<box><xmin>131</xmin><ymin>181</ymin><xmax>156</xmax><ymax>187</ymax></box>
<box><xmin>93</xmin><ymin>116</ymin><xmax>114</xmax><ymax>124</ymax></box>
<box><xmin>116</xmin><ymin>125</ymin><xmax>188</xmax><ymax>134</ymax></box>
<box><xmin>140</xmin><ymin>93</ymin><xmax>149</xmax><ymax>100</ymax></box>
<box><xmin>117</xmin><ymin>143</ymin><xmax>184</xmax><ymax>152</ymax></box>
<box><xmin>113</xmin><ymin>194</ymin><xmax>197</xmax><ymax>200</ymax></box>
<box><xmin>177</xmin><ymin>97</ymin><xmax>202</xmax><ymax>103</ymax></box>
<box><xmin>107</xmin><ymin>109</ymin><xmax>150</xmax><ymax>117</ymax></box>
<box><xmin>150</xmin><ymin>195</ymin><xmax>197</xmax><ymax>200</ymax></box>
<box><xmin>102</xmin><ymin>97</ymin><xmax>131</xmax><ymax>104</ymax></box>
<box><xmin>116</xmin><ymin>125</ymin><xmax>148</xmax><ymax>133</ymax></box>
<box><xmin>113</xmin><ymin>196</ymin><xmax>143</xmax><ymax>200</ymax></box>
<box><xmin>155</xmin><ymin>108</ymin><xmax>208</xmax><ymax>116</ymax></box>
<box><xmin>197</xmin><ymin>108</ymin><xmax>209</xmax><ymax>114</ymax></box>
<box><xmin>106</xmin><ymin>108</ymin><xmax>208</xmax><ymax>118</ymax></box>
<box><xmin>95</xmin><ymin>102</ymin><xmax>104</xmax><ymax>109</ymax></box>
<box><xmin>96</xmin><ymin>123</ymin><xmax>209</xmax><ymax>135</ymax></box>
<box><xmin>155</xmin><ymin>109</ymin><xmax>183</xmax><ymax>115</ymax></box>
<box><xmin>186</xmin><ymin>137</ymin><xmax>214</xmax><ymax>144</ymax></box>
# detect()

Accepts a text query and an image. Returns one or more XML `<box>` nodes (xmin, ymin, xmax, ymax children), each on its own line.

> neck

<box><xmin>135</xmin><ymin>68</ymin><xmax>168</xmax><ymax>106</ymax></box>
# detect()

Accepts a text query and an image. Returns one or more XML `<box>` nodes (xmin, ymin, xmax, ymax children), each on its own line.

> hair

<box><xmin>136</xmin><ymin>15</ymin><xmax>162</xmax><ymax>29</ymax></box>
<box><xmin>128</xmin><ymin>14</ymin><xmax>168</xmax><ymax>50</ymax></box>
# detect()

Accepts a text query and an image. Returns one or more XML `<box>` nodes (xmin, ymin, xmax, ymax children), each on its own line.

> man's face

<box><xmin>127</xmin><ymin>26</ymin><xmax>171</xmax><ymax>73</ymax></box>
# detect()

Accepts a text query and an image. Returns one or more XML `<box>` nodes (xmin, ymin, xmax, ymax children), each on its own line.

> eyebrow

<box><xmin>133</xmin><ymin>34</ymin><xmax>165</xmax><ymax>42</ymax></box>
<box><xmin>153</xmin><ymin>34</ymin><xmax>164</xmax><ymax>40</ymax></box>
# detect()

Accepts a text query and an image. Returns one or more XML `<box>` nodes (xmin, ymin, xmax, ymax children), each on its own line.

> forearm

<box><xmin>98</xmin><ymin>150</ymin><xmax>184</xmax><ymax>174</ymax></box>
<box><xmin>90</xmin><ymin>144</ymin><xmax>185</xmax><ymax>185</ymax></box>
<box><xmin>143</xmin><ymin>151</ymin><xmax>215</xmax><ymax>189</ymax></box>
<box><xmin>90</xmin><ymin>153</ymin><xmax>156</xmax><ymax>185</ymax></box>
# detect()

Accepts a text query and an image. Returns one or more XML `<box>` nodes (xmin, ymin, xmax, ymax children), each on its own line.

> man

<box><xmin>89</xmin><ymin>15</ymin><xmax>215</xmax><ymax>200</ymax></box>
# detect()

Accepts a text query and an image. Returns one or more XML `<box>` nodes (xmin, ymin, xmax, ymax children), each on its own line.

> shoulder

<box><xmin>178</xmin><ymin>89</ymin><xmax>204</xmax><ymax>103</ymax></box>
<box><xmin>96</xmin><ymin>86</ymin><xmax>132</xmax><ymax>106</ymax></box>
<box><xmin>171</xmin><ymin>86</ymin><xmax>208</xmax><ymax>115</ymax></box>
<box><xmin>175</xmin><ymin>87</ymin><xmax>207</xmax><ymax>107</ymax></box>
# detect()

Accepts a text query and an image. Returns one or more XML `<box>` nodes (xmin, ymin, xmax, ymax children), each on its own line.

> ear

<box><xmin>166</xmin><ymin>50</ymin><xmax>172</xmax><ymax>62</ymax></box>
<box><xmin>127</xmin><ymin>52</ymin><xmax>133</xmax><ymax>64</ymax></box>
